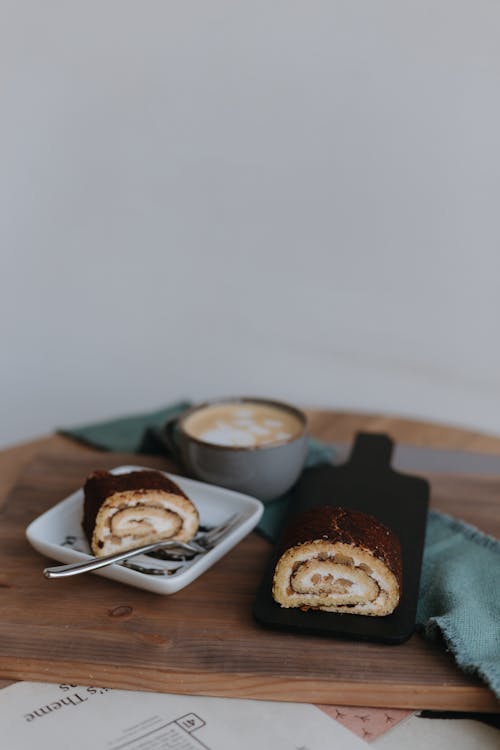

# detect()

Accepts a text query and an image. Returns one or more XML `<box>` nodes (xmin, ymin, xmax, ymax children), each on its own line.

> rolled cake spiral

<box><xmin>83</xmin><ymin>470</ymin><xmax>199</xmax><ymax>556</ymax></box>
<box><xmin>272</xmin><ymin>506</ymin><xmax>402</xmax><ymax>616</ymax></box>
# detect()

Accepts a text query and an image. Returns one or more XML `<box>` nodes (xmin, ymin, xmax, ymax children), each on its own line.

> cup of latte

<box><xmin>164</xmin><ymin>398</ymin><xmax>308</xmax><ymax>501</ymax></box>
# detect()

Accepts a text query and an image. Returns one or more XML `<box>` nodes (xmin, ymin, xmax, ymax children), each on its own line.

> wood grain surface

<box><xmin>0</xmin><ymin>427</ymin><xmax>499</xmax><ymax>711</ymax></box>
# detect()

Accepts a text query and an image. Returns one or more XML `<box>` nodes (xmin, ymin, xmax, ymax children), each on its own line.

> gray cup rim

<box><xmin>177</xmin><ymin>396</ymin><xmax>308</xmax><ymax>452</ymax></box>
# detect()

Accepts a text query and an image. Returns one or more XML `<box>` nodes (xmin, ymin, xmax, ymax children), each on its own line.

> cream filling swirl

<box><xmin>273</xmin><ymin>540</ymin><xmax>400</xmax><ymax>616</ymax></box>
<box><xmin>91</xmin><ymin>489</ymin><xmax>199</xmax><ymax>556</ymax></box>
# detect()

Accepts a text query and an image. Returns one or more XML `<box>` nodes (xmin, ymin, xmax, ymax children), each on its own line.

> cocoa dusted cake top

<box><xmin>84</xmin><ymin>469</ymin><xmax>187</xmax><ymax>503</ymax></box>
<box><xmin>280</xmin><ymin>506</ymin><xmax>402</xmax><ymax>585</ymax></box>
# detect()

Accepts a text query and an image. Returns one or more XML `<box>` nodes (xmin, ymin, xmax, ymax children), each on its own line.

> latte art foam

<box><xmin>182</xmin><ymin>403</ymin><xmax>304</xmax><ymax>447</ymax></box>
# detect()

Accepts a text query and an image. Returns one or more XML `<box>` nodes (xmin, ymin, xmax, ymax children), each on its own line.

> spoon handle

<box><xmin>43</xmin><ymin>539</ymin><xmax>202</xmax><ymax>578</ymax></box>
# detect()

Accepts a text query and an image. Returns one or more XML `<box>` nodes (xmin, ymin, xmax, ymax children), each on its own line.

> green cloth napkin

<box><xmin>60</xmin><ymin>401</ymin><xmax>192</xmax><ymax>455</ymax></box>
<box><xmin>61</xmin><ymin>403</ymin><xmax>500</xmax><ymax>699</ymax></box>
<box><xmin>416</xmin><ymin>511</ymin><xmax>500</xmax><ymax>699</ymax></box>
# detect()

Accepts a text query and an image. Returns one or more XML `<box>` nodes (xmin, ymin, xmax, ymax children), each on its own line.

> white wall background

<box><xmin>1</xmin><ymin>1</ymin><xmax>500</xmax><ymax>448</ymax></box>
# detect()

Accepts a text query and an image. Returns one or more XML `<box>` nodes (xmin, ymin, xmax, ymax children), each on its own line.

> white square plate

<box><xmin>26</xmin><ymin>465</ymin><xmax>264</xmax><ymax>594</ymax></box>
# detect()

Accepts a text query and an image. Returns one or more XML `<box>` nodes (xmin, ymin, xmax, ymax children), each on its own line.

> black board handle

<box><xmin>347</xmin><ymin>433</ymin><xmax>394</xmax><ymax>471</ymax></box>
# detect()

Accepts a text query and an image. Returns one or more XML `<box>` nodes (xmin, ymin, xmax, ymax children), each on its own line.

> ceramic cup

<box><xmin>163</xmin><ymin>397</ymin><xmax>308</xmax><ymax>502</ymax></box>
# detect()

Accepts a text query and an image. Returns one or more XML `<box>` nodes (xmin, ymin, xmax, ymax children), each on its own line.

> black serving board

<box><xmin>253</xmin><ymin>433</ymin><xmax>429</xmax><ymax>644</ymax></box>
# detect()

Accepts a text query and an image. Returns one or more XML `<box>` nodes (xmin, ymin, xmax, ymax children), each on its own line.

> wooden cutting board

<box><xmin>0</xmin><ymin>449</ymin><xmax>498</xmax><ymax>712</ymax></box>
